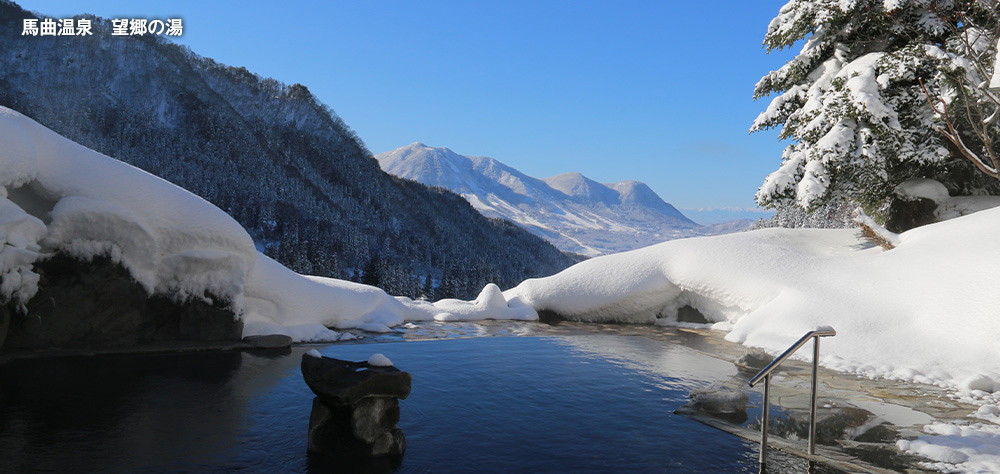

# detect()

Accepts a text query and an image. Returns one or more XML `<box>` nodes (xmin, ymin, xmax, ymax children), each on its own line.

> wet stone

<box><xmin>303</xmin><ymin>353</ymin><xmax>409</xmax><ymax>459</ymax></box>
<box><xmin>242</xmin><ymin>334</ymin><xmax>293</xmax><ymax>348</ymax></box>
<box><xmin>687</xmin><ymin>387</ymin><xmax>749</xmax><ymax>414</ymax></box>
<box><xmin>302</xmin><ymin>353</ymin><xmax>411</xmax><ymax>405</ymax></box>
<box><xmin>352</xmin><ymin>397</ymin><xmax>401</xmax><ymax>444</ymax></box>
<box><xmin>734</xmin><ymin>347</ymin><xmax>772</xmax><ymax>373</ymax></box>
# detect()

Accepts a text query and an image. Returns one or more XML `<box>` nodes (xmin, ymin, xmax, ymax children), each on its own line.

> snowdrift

<box><xmin>0</xmin><ymin>106</ymin><xmax>256</xmax><ymax>311</ymax></box>
<box><xmin>0</xmin><ymin>107</ymin><xmax>534</xmax><ymax>343</ymax></box>
<box><xmin>506</xmin><ymin>216</ymin><xmax>1000</xmax><ymax>390</ymax></box>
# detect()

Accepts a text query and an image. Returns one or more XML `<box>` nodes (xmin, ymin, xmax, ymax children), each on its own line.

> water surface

<box><xmin>0</xmin><ymin>335</ymin><xmax>829</xmax><ymax>472</ymax></box>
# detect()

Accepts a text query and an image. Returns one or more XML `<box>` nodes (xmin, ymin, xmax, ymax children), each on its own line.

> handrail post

<box><xmin>808</xmin><ymin>335</ymin><xmax>820</xmax><ymax>455</ymax></box>
<box><xmin>759</xmin><ymin>373</ymin><xmax>771</xmax><ymax>470</ymax></box>
<box><xmin>747</xmin><ymin>327</ymin><xmax>835</xmax><ymax>469</ymax></box>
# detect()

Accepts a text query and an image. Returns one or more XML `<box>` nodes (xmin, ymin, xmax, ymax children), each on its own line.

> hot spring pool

<box><xmin>0</xmin><ymin>335</ymin><xmax>835</xmax><ymax>472</ymax></box>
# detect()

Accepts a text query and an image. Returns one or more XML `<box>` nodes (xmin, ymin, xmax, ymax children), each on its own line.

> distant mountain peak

<box><xmin>376</xmin><ymin>144</ymin><xmax>748</xmax><ymax>256</ymax></box>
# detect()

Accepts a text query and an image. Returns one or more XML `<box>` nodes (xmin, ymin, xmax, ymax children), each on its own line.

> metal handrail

<box><xmin>747</xmin><ymin>327</ymin><xmax>836</xmax><ymax>470</ymax></box>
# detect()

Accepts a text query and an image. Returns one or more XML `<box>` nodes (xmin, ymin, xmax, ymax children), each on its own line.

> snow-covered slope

<box><xmin>376</xmin><ymin>143</ymin><xmax>749</xmax><ymax>256</ymax></box>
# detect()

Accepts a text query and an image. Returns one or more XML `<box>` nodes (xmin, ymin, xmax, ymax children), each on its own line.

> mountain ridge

<box><xmin>377</xmin><ymin>142</ymin><xmax>746</xmax><ymax>256</ymax></box>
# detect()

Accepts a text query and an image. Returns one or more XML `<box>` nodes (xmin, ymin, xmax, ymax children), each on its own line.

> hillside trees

<box><xmin>753</xmin><ymin>0</ymin><xmax>1000</xmax><ymax>213</ymax></box>
<box><xmin>0</xmin><ymin>1</ymin><xmax>574</xmax><ymax>300</ymax></box>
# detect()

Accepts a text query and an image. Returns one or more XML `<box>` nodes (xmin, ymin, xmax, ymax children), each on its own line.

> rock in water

<box><xmin>302</xmin><ymin>354</ymin><xmax>411</xmax><ymax>405</ymax></box>
<box><xmin>735</xmin><ymin>347</ymin><xmax>772</xmax><ymax>373</ymax></box>
<box><xmin>688</xmin><ymin>387</ymin><xmax>749</xmax><ymax>414</ymax></box>
<box><xmin>242</xmin><ymin>334</ymin><xmax>293</xmax><ymax>349</ymax></box>
<box><xmin>302</xmin><ymin>353</ymin><xmax>411</xmax><ymax>459</ymax></box>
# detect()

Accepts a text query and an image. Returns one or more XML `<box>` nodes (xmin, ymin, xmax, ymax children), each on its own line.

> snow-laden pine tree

<box><xmin>753</xmin><ymin>0</ymin><xmax>999</xmax><ymax>212</ymax></box>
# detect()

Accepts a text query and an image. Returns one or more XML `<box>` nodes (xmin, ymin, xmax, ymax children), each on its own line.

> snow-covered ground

<box><xmin>5</xmin><ymin>106</ymin><xmax>1000</xmax><ymax>471</ymax></box>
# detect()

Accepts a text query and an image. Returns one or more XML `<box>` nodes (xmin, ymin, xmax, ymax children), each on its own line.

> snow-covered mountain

<box><xmin>377</xmin><ymin>143</ymin><xmax>751</xmax><ymax>255</ymax></box>
<box><xmin>0</xmin><ymin>1</ymin><xmax>574</xmax><ymax>299</ymax></box>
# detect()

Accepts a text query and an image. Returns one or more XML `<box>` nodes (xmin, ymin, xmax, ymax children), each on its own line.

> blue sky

<box><xmin>19</xmin><ymin>0</ymin><xmax>796</xmax><ymax>212</ymax></box>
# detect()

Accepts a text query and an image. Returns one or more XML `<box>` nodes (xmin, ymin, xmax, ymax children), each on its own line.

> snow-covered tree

<box><xmin>753</xmin><ymin>0</ymin><xmax>1000</xmax><ymax>212</ymax></box>
<box><xmin>922</xmin><ymin>24</ymin><xmax>1000</xmax><ymax>181</ymax></box>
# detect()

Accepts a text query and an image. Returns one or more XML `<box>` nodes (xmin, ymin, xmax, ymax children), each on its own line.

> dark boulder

<box><xmin>302</xmin><ymin>353</ymin><xmax>411</xmax><ymax>405</ymax></box>
<box><xmin>370</xmin><ymin>428</ymin><xmax>406</xmax><ymax>457</ymax></box>
<box><xmin>242</xmin><ymin>334</ymin><xmax>293</xmax><ymax>349</ymax></box>
<box><xmin>352</xmin><ymin>397</ymin><xmax>401</xmax><ymax>443</ymax></box>
<box><xmin>885</xmin><ymin>179</ymin><xmax>948</xmax><ymax>233</ymax></box>
<box><xmin>4</xmin><ymin>252</ymin><xmax>242</xmax><ymax>349</ymax></box>
<box><xmin>884</xmin><ymin>196</ymin><xmax>937</xmax><ymax>233</ymax></box>
<box><xmin>0</xmin><ymin>304</ymin><xmax>9</xmax><ymax>350</ymax></box>
<box><xmin>303</xmin><ymin>352</ymin><xmax>410</xmax><ymax>459</ymax></box>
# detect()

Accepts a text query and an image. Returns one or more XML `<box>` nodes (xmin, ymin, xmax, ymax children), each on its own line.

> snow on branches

<box><xmin>753</xmin><ymin>0</ymin><xmax>999</xmax><ymax>211</ymax></box>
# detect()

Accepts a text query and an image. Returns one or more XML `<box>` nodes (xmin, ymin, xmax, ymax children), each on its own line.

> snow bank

<box><xmin>0</xmin><ymin>107</ymin><xmax>256</xmax><ymax>310</ymax></box>
<box><xmin>241</xmin><ymin>252</ymin><xmax>425</xmax><ymax>341</ymax></box>
<box><xmin>898</xmin><ymin>423</ymin><xmax>1000</xmax><ymax>472</ymax></box>
<box><xmin>505</xmin><ymin>211</ymin><xmax>1000</xmax><ymax>390</ymax></box>
<box><xmin>895</xmin><ymin>178</ymin><xmax>1000</xmax><ymax>221</ymax></box>
<box><xmin>501</xmin><ymin>206</ymin><xmax>1000</xmax><ymax>472</ymax></box>
<box><xmin>0</xmin><ymin>107</ymin><xmax>544</xmax><ymax>344</ymax></box>
<box><xmin>0</xmin><ymin>196</ymin><xmax>45</xmax><ymax>309</ymax></box>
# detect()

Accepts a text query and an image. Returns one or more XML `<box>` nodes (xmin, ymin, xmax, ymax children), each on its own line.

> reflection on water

<box><xmin>0</xmin><ymin>337</ymin><xmax>827</xmax><ymax>473</ymax></box>
<box><xmin>0</xmin><ymin>352</ymin><xmax>247</xmax><ymax>473</ymax></box>
<box><xmin>549</xmin><ymin>335</ymin><xmax>740</xmax><ymax>392</ymax></box>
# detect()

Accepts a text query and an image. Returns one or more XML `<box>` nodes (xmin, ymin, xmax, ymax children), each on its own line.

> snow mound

<box><xmin>421</xmin><ymin>283</ymin><xmax>536</xmax><ymax>322</ymax></box>
<box><xmin>505</xmin><ymin>211</ymin><xmax>1000</xmax><ymax>390</ymax></box>
<box><xmin>895</xmin><ymin>178</ymin><xmax>950</xmax><ymax>202</ymax></box>
<box><xmin>894</xmin><ymin>178</ymin><xmax>1000</xmax><ymax>222</ymax></box>
<box><xmin>0</xmin><ymin>106</ymin><xmax>255</xmax><ymax>310</ymax></box>
<box><xmin>0</xmin><ymin>196</ymin><xmax>45</xmax><ymax>308</ymax></box>
<box><xmin>368</xmin><ymin>353</ymin><xmax>393</xmax><ymax>367</ymax></box>
<box><xmin>897</xmin><ymin>423</ymin><xmax>1000</xmax><ymax>471</ymax></box>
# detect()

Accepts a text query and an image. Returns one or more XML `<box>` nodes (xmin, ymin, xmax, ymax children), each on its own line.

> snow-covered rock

<box><xmin>0</xmin><ymin>106</ymin><xmax>256</xmax><ymax>311</ymax></box>
<box><xmin>0</xmin><ymin>196</ymin><xmax>45</xmax><ymax>309</ymax></box>
<box><xmin>887</xmin><ymin>178</ymin><xmax>1000</xmax><ymax>233</ymax></box>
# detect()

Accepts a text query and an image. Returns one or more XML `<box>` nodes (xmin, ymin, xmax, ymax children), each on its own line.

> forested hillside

<box><xmin>0</xmin><ymin>0</ymin><xmax>573</xmax><ymax>299</ymax></box>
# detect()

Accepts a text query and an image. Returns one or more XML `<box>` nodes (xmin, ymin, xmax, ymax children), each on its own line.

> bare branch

<box><xmin>919</xmin><ymin>79</ymin><xmax>1000</xmax><ymax>178</ymax></box>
